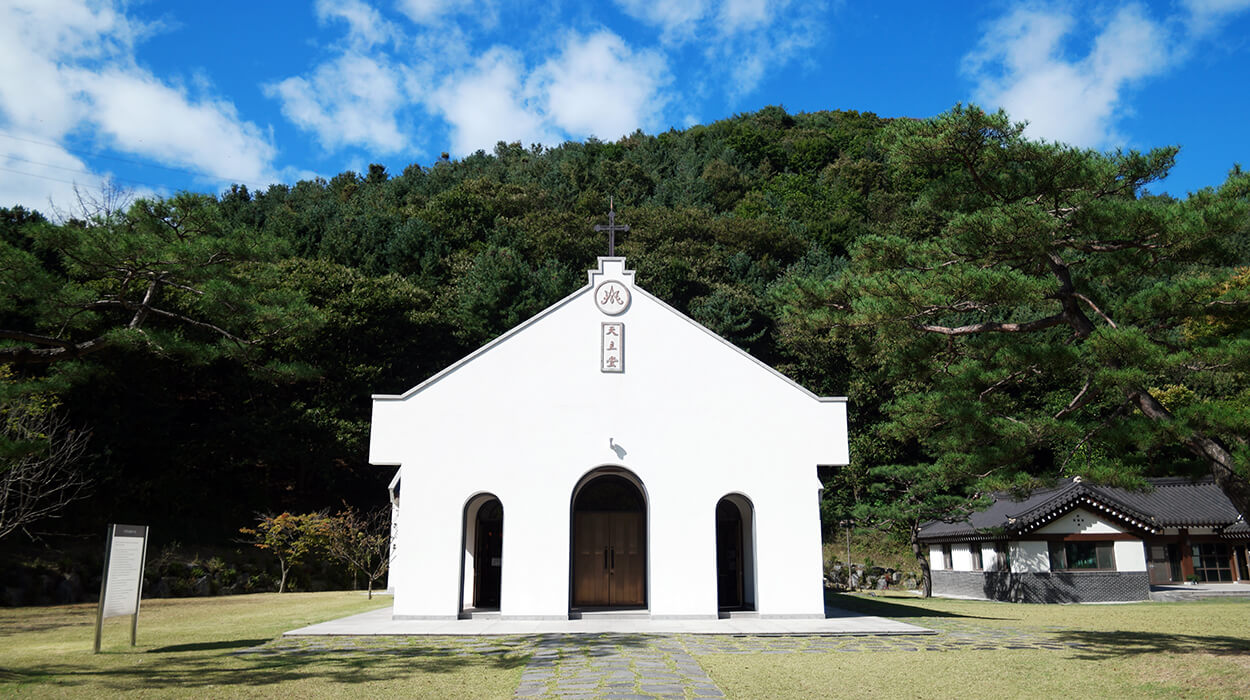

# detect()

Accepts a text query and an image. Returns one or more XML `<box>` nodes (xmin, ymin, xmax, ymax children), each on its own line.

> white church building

<box><xmin>370</xmin><ymin>256</ymin><xmax>849</xmax><ymax>620</ymax></box>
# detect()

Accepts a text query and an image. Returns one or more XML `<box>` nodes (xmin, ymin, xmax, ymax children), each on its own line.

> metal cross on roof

<box><xmin>593</xmin><ymin>197</ymin><xmax>630</xmax><ymax>257</ymax></box>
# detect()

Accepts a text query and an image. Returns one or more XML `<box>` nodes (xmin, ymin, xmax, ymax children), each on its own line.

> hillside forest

<box><xmin>2</xmin><ymin>105</ymin><xmax>1248</xmax><ymax>584</ymax></box>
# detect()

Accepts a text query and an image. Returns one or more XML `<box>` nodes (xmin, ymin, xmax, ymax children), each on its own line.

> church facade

<box><xmin>370</xmin><ymin>257</ymin><xmax>848</xmax><ymax>620</ymax></box>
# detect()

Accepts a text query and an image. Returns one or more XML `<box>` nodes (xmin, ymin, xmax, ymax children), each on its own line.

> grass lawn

<box><xmin>702</xmin><ymin>593</ymin><xmax>1250</xmax><ymax>699</ymax></box>
<box><xmin>4</xmin><ymin>591</ymin><xmax>1249</xmax><ymax>698</ymax></box>
<box><xmin>0</xmin><ymin>592</ymin><xmax>526</xmax><ymax>699</ymax></box>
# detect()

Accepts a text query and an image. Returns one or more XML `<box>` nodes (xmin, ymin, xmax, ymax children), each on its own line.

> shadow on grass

<box><xmin>148</xmin><ymin>639</ymin><xmax>270</xmax><ymax>653</ymax></box>
<box><xmin>0</xmin><ymin>667</ymin><xmax>43</xmax><ymax>682</ymax></box>
<box><xmin>14</xmin><ymin>640</ymin><xmax>534</xmax><ymax>693</ymax></box>
<box><xmin>0</xmin><ymin>609</ymin><xmax>97</xmax><ymax>637</ymax></box>
<box><xmin>1057</xmin><ymin>630</ymin><xmax>1250</xmax><ymax>660</ymax></box>
<box><xmin>827</xmin><ymin>593</ymin><xmax>1005</xmax><ymax>621</ymax></box>
<box><xmin>8</xmin><ymin>632</ymin><xmax>677</xmax><ymax>693</ymax></box>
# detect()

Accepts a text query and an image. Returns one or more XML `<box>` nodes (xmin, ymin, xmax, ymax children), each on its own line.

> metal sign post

<box><xmin>94</xmin><ymin>524</ymin><xmax>149</xmax><ymax>653</ymax></box>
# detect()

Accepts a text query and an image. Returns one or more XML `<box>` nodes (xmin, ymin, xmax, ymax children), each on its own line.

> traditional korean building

<box><xmin>920</xmin><ymin>477</ymin><xmax>1250</xmax><ymax>603</ymax></box>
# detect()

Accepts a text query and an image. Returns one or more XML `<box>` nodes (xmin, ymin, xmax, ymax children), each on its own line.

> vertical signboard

<box><xmin>94</xmin><ymin>524</ymin><xmax>149</xmax><ymax>652</ymax></box>
<box><xmin>601</xmin><ymin>322</ymin><xmax>624</xmax><ymax>372</ymax></box>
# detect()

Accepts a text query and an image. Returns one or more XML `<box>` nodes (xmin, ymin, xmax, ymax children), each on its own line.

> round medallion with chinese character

<box><xmin>594</xmin><ymin>280</ymin><xmax>631</xmax><ymax>315</ymax></box>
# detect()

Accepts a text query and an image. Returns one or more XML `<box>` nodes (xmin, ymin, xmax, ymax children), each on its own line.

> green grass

<box><xmin>5</xmin><ymin>590</ymin><xmax>1249</xmax><ymax>698</ymax></box>
<box><xmin>0</xmin><ymin>592</ymin><xmax>526</xmax><ymax>698</ymax></box>
<box><xmin>702</xmin><ymin>593</ymin><xmax>1250</xmax><ymax>699</ymax></box>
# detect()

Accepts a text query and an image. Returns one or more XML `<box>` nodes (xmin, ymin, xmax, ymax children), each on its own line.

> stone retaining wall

<box><xmin>932</xmin><ymin>569</ymin><xmax>1150</xmax><ymax>603</ymax></box>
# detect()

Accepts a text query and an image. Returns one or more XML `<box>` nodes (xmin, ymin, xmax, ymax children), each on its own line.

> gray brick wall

<box><xmin>932</xmin><ymin>570</ymin><xmax>1150</xmax><ymax>603</ymax></box>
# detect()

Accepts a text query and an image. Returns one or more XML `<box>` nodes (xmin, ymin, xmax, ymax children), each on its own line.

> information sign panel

<box><xmin>94</xmin><ymin>524</ymin><xmax>148</xmax><ymax>652</ymax></box>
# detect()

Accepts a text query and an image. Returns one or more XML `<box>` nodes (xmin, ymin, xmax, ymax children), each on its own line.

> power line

<box><xmin>0</xmin><ymin>164</ymin><xmax>108</xmax><ymax>187</ymax></box>
<box><xmin>1</xmin><ymin>153</ymin><xmax>171</xmax><ymax>191</ymax></box>
<box><xmin>0</xmin><ymin>129</ymin><xmax>270</xmax><ymax>189</ymax></box>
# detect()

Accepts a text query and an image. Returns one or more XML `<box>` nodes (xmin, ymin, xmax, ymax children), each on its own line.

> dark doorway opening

<box><xmin>464</xmin><ymin>496</ymin><xmax>503</xmax><ymax>610</ymax></box>
<box><xmin>716</xmin><ymin>495</ymin><xmax>755</xmax><ymax>611</ymax></box>
<box><xmin>571</xmin><ymin>473</ymin><xmax>646</xmax><ymax>609</ymax></box>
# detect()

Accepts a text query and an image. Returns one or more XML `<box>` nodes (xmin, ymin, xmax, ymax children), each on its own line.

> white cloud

<box><xmin>0</xmin><ymin>0</ymin><xmax>277</xmax><ymax>210</ymax></box>
<box><xmin>613</xmin><ymin>0</ymin><xmax>709</xmax><ymax>40</ymax></box>
<box><xmin>394</xmin><ymin>0</ymin><xmax>498</xmax><ymax>28</ymax></box>
<box><xmin>964</xmin><ymin>3</ymin><xmax>1172</xmax><ymax>147</ymax></box>
<box><xmin>266</xmin><ymin>53</ymin><xmax>409</xmax><ymax>153</ymax></box>
<box><xmin>394</xmin><ymin>0</ymin><xmax>450</xmax><ymax>24</ymax></box>
<box><xmin>316</xmin><ymin>0</ymin><xmax>400</xmax><ymax>48</ymax></box>
<box><xmin>534</xmin><ymin>31</ymin><xmax>670</xmax><ymax>140</ymax></box>
<box><xmin>78</xmin><ymin>69</ymin><xmax>276</xmax><ymax>185</ymax></box>
<box><xmin>428</xmin><ymin>48</ymin><xmax>554</xmax><ymax>155</ymax></box>
<box><xmin>613</xmin><ymin>0</ymin><xmax>824</xmax><ymax>98</ymax></box>
<box><xmin>1183</xmin><ymin>0</ymin><xmax>1250</xmax><ymax>34</ymax></box>
<box><xmin>719</xmin><ymin>0</ymin><xmax>771</xmax><ymax>33</ymax></box>
<box><xmin>0</xmin><ymin>136</ymin><xmax>100</xmax><ymax>214</ymax></box>
<box><xmin>424</xmin><ymin>31</ymin><xmax>670</xmax><ymax>156</ymax></box>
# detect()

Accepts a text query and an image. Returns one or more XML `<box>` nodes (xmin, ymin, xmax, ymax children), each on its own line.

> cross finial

<box><xmin>593</xmin><ymin>197</ymin><xmax>629</xmax><ymax>257</ymax></box>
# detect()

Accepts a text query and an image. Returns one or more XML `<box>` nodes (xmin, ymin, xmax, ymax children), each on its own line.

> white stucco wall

<box><xmin>371</xmin><ymin>258</ymin><xmax>848</xmax><ymax>620</ymax></box>
<box><xmin>1113</xmin><ymin>541</ymin><xmax>1148</xmax><ymax>572</ymax></box>
<box><xmin>929</xmin><ymin>545</ymin><xmax>946</xmax><ymax>570</ymax></box>
<box><xmin>1011</xmin><ymin>541</ymin><xmax>1051</xmax><ymax>573</ymax></box>
<box><xmin>981</xmin><ymin>544</ymin><xmax>1000</xmax><ymax>571</ymax></box>
<box><xmin>1035</xmin><ymin>509</ymin><xmax>1126</xmax><ymax>535</ymax></box>
<box><xmin>951</xmin><ymin>543</ymin><xmax>974</xmax><ymax>571</ymax></box>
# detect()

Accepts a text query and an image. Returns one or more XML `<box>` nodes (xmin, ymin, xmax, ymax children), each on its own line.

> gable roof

<box><xmin>373</xmin><ymin>257</ymin><xmax>847</xmax><ymax>404</ymax></box>
<box><xmin>919</xmin><ymin>477</ymin><xmax>1248</xmax><ymax>542</ymax></box>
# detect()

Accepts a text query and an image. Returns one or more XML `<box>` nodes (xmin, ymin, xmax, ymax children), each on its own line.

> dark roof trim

<box><xmin>919</xmin><ymin>477</ymin><xmax>1245</xmax><ymax>543</ymax></box>
<box><xmin>1008</xmin><ymin>486</ymin><xmax>1160</xmax><ymax>536</ymax></box>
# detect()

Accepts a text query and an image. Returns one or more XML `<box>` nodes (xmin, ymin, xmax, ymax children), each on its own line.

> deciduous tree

<box><xmin>0</xmin><ymin>367</ymin><xmax>90</xmax><ymax>540</ymax></box>
<box><xmin>239</xmin><ymin>512</ymin><xmax>330</xmax><ymax>593</ymax></box>
<box><xmin>326</xmin><ymin>505</ymin><xmax>391</xmax><ymax>599</ymax></box>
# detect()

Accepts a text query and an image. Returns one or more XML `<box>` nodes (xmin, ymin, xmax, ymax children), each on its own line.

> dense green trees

<box><xmin>778</xmin><ymin>107</ymin><xmax>1250</xmax><ymax>591</ymax></box>
<box><xmin>0</xmin><ymin>192</ymin><xmax>319</xmax><ymax>368</ymax></box>
<box><xmin>1</xmin><ymin>105</ymin><xmax>1246</xmax><ymax>577</ymax></box>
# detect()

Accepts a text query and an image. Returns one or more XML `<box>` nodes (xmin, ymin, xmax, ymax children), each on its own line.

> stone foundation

<box><xmin>932</xmin><ymin>569</ymin><xmax>1150</xmax><ymax>603</ymax></box>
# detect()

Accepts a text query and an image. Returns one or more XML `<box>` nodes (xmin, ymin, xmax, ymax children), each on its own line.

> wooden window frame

<box><xmin>1049</xmin><ymin>540</ymin><xmax>1117</xmax><ymax>571</ymax></box>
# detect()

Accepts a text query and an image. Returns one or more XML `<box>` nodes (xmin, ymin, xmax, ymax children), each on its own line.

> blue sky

<box><xmin>2</xmin><ymin>0</ymin><xmax>1248</xmax><ymax>215</ymax></box>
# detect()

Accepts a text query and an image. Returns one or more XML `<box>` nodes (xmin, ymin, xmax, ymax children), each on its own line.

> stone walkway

<box><xmin>241</xmin><ymin>619</ymin><xmax>1087</xmax><ymax>699</ymax></box>
<box><xmin>513</xmin><ymin>635</ymin><xmax>722</xmax><ymax>699</ymax></box>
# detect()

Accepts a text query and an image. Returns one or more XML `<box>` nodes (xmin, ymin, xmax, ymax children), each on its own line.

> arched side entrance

<box><xmin>461</xmin><ymin>494</ymin><xmax>503</xmax><ymax>611</ymax></box>
<box><xmin>570</xmin><ymin>470</ymin><xmax>647</xmax><ymax>609</ymax></box>
<box><xmin>716</xmin><ymin>494</ymin><xmax>756</xmax><ymax>611</ymax></box>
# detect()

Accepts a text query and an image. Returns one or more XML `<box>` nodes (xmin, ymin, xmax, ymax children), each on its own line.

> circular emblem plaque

<box><xmin>594</xmin><ymin>281</ymin><xmax>631</xmax><ymax>315</ymax></box>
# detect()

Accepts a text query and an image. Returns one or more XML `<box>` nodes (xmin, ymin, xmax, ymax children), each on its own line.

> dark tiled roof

<box><xmin>919</xmin><ymin>477</ymin><xmax>1247</xmax><ymax>542</ymax></box>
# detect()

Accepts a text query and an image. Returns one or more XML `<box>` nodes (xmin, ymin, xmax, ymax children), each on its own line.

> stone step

<box><xmin>568</xmin><ymin>610</ymin><xmax>651</xmax><ymax>620</ymax></box>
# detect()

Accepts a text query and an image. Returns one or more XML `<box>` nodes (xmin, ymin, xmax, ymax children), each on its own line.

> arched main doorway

<box><xmin>462</xmin><ymin>494</ymin><xmax>503</xmax><ymax>610</ymax></box>
<box><xmin>570</xmin><ymin>472</ymin><xmax>647</xmax><ymax>609</ymax></box>
<box><xmin>716</xmin><ymin>494</ymin><xmax>756</xmax><ymax>611</ymax></box>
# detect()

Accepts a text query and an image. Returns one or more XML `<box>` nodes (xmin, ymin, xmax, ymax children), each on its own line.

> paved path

<box><xmin>513</xmin><ymin>635</ymin><xmax>723</xmax><ymax>699</ymax></box>
<box><xmin>244</xmin><ymin>618</ymin><xmax>1088</xmax><ymax>699</ymax></box>
<box><xmin>284</xmin><ymin>606</ymin><xmax>931</xmax><ymax>636</ymax></box>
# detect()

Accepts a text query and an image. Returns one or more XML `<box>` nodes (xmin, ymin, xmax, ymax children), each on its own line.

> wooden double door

<box><xmin>572</xmin><ymin>511</ymin><xmax>645</xmax><ymax>607</ymax></box>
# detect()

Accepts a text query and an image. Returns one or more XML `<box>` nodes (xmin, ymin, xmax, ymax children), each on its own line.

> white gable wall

<box><xmin>1035</xmin><ymin>509</ymin><xmax>1126</xmax><ymax>535</ymax></box>
<box><xmin>372</xmin><ymin>259</ymin><xmax>847</xmax><ymax>620</ymax></box>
